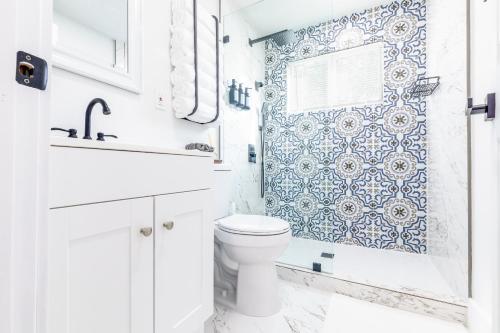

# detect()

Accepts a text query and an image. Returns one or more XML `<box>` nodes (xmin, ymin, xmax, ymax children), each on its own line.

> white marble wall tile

<box><xmin>426</xmin><ymin>0</ymin><xmax>468</xmax><ymax>301</ymax></box>
<box><xmin>221</xmin><ymin>10</ymin><xmax>265</xmax><ymax>216</ymax></box>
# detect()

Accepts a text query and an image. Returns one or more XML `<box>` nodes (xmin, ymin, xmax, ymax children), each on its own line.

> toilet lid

<box><xmin>218</xmin><ymin>214</ymin><xmax>290</xmax><ymax>235</ymax></box>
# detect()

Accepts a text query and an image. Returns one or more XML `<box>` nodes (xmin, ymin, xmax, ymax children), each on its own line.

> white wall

<box><xmin>426</xmin><ymin>0</ymin><xmax>468</xmax><ymax>301</ymax></box>
<box><xmin>51</xmin><ymin>0</ymin><xmax>220</xmax><ymax>149</ymax></box>
<box><xmin>220</xmin><ymin>4</ymin><xmax>265</xmax><ymax>214</ymax></box>
<box><xmin>468</xmin><ymin>0</ymin><xmax>499</xmax><ymax>332</ymax></box>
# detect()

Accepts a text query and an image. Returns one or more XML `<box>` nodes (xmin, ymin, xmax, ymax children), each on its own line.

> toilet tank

<box><xmin>214</xmin><ymin>168</ymin><xmax>232</xmax><ymax>220</ymax></box>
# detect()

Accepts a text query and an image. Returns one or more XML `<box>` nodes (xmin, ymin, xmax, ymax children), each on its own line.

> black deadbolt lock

<box><xmin>16</xmin><ymin>51</ymin><xmax>48</xmax><ymax>91</ymax></box>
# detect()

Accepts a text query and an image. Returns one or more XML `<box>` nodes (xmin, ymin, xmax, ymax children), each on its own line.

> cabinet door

<box><xmin>155</xmin><ymin>190</ymin><xmax>214</xmax><ymax>333</ymax></box>
<box><xmin>48</xmin><ymin>198</ymin><xmax>154</xmax><ymax>333</ymax></box>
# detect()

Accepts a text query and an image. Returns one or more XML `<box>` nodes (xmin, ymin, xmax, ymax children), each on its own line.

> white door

<box><xmin>468</xmin><ymin>1</ymin><xmax>500</xmax><ymax>332</ymax></box>
<box><xmin>155</xmin><ymin>190</ymin><xmax>214</xmax><ymax>333</ymax></box>
<box><xmin>48</xmin><ymin>198</ymin><xmax>154</xmax><ymax>333</ymax></box>
<box><xmin>0</xmin><ymin>1</ymin><xmax>51</xmax><ymax>333</ymax></box>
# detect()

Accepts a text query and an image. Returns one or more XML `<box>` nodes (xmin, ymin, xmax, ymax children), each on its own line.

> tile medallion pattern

<box><xmin>263</xmin><ymin>0</ymin><xmax>428</xmax><ymax>253</ymax></box>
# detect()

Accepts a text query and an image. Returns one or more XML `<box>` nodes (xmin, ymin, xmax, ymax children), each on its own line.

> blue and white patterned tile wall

<box><xmin>263</xmin><ymin>0</ymin><xmax>427</xmax><ymax>253</ymax></box>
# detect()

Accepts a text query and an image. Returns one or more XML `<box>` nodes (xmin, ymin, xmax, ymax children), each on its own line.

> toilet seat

<box><xmin>217</xmin><ymin>214</ymin><xmax>290</xmax><ymax>236</ymax></box>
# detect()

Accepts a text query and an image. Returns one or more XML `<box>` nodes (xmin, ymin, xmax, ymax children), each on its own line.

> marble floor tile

<box><xmin>211</xmin><ymin>280</ymin><xmax>332</xmax><ymax>333</ymax></box>
<box><xmin>322</xmin><ymin>293</ymin><xmax>468</xmax><ymax>333</ymax></box>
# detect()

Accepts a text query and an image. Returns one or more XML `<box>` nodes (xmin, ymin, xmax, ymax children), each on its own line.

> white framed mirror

<box><xmin>53</xmin><ymin>0</ymin><xmax>142</xmax><ymax>93</ymax></box>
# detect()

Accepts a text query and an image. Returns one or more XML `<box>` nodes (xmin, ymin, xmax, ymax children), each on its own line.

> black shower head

<box><xmin>249</xmin><ymin>29</ymin><xmax>297</xmax><ymax>47</ymax></box>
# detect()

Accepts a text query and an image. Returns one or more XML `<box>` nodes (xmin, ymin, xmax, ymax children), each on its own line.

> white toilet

<box><xmin>213</xmin><ymin>169</ymin><xmax>291</xmax><ymax>317</ymax></box>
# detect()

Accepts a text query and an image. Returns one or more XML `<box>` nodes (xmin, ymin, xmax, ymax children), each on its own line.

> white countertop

<box><xmin>50</xmin><ymin>136</ymin><xmax>214</xmax><ymax>157</ymax></box>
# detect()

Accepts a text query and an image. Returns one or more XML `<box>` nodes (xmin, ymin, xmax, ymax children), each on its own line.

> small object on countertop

<box><xmin>97</xmin><ymin>132</ymin><xmax>118</xmax><ymax>141</ymax></box>
<box><xmin>228</xmin><ymin>79</ymin><xmax>238</xmax><ymax>105</ymax></box>
<box><xmin>237</xmin><ymin>83</ymin><xmax>244</xmax><ymax>108</ymax></box>
<box><xmin>51</xmin><ymin>127</ymin><xmax>78</xmax><ymax>138</ymax></box>
<box><xmin>243</xmin><ymin>88</ymin><xmax>251</xmax><ymax>110</ymax></box>
<box><xmin>185</xmin><ymin>143</ymin><xmax>215</xmax><ymax>152</ymax></box>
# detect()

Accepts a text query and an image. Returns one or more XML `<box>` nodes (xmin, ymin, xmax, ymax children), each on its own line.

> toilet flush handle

<box><xmin>163</xmin><ymin>221</ymin><xmax>174</xmax><ymax>230</ymax></box>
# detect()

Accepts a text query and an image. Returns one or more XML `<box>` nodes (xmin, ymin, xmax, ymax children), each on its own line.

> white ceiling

<box><xmin>224</xmin><ymin>0</ymin><xmax>394</xmax><ymax>37</ymax></box>
<box><xmin>54</xmin><ymin>0</ymin><xmax>127</xmax><ymax>41</ymax></box>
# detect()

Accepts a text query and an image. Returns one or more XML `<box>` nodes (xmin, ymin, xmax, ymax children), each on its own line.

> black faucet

<box><xmin>83</xmin><ymin>98</ymin><xmax>111</xmax><ymax>140</ymax></box>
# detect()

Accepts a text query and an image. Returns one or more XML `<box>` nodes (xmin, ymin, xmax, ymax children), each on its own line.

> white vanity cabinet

<box><xmin>47</xmin><ymin>139</ymin><xmax>214</xmax><ymax>333</ymax></box>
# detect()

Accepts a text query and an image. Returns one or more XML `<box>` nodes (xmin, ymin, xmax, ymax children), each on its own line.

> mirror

<box><xmin>53</xmin><ymin>0</ymin><xmax>141</xmax><ymax>92</ymax></box>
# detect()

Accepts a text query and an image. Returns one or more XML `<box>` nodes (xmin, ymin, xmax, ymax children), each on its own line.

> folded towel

<box><xmin>198</xmin><ymin>71</ymin><xmax>218</xmax><ymax>92</ymax></box>
<box><xmin>187</xmin><ymin>106</ymin><xmax>218</xmax><ymax>123</ymax></box>
<box><xmin>171</xmin><ymin>0</ymin><xmax>192</xmax><ymax>11</ymax></box>
<box><xmin>171</xmin><ymin>27</ymin><xmax>214</xmax><ymax>46</ymax></box>
<box><xmin>172</xmin><ymin>84</ymin><xmax>196</xmax><ymax>99</ymax></box>
<box><xmin>171</xmin><ymin>0</ymin><xmax>218</xmax><ymax>122</ymax></box>
<box><xmin>171</xmin><ymin>63</ymin><xmax>196</xmax><ymax>82</ymax></box>
<box><xmin>172</xmin><ymin>96</ymin><xmax>196</xmax><ymax>117</ymax></box>
<box><xmin>172</xmin><ymin>7</ymin><xmax>214</xmax><ymax>32</ymax></box>
<box><xmin>174</xmin><ymin>23</ymin><xmax>215</xmax><ymax>42</ymax></box>
<box><xmin>185</xmin><ymin>143</ymin><xmax>214</xmax><ymax>152</ymax></box>
<box><xmin>170</xmin><ymin>44</ymin><xmax>216</xmax><ymax>67</ymax></box>
<box><xmin>173</xmin><ymin>84</ymin><xmax>216</xmax><ymax>102</ymax></box>
<box><xmin>171</xmin><ymin>35</ymin><xmax>215</xmax><ymax>58</ymax></box>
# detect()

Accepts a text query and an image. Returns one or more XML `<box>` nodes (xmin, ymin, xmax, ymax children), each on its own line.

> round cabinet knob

<box><xmin>140</xmin><ymin>227</ymin><xmax>153</xmax><ymax>237</ymax></box>
<box><xmin>163</xmin><ymin>221</ymin><xmax>174</xmax><ymax>230</ymax></box>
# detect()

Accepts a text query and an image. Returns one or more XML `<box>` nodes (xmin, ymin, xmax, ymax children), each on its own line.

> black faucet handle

<box><xmin>97</xmin><ymin>132</ymin><xmax>118</xmax><ymax>141</ymax></box>
<box><xmin>51</xmin><ymin>127</ymin><xmax>78</xmax><ymax>138</ymax></box>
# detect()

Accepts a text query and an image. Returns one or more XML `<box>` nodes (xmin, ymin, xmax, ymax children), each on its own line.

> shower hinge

<box><xmin>468</xmin><ymin>93</ymin><xmax>495</xmax><ymax>120</ymax></box>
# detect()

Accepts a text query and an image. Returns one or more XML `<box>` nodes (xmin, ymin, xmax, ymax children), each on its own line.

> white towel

<box><xmin>173</xmin><ymin>79</ymin><xmax>216</xmax><ymax>97</ymax></box>
<box><xmin>171</xmin><ymin>34</ymin><xmax>215</xmax><ymax>58</ymax></box>
<box><xmin>171</xmin><ymin>26</ymin><xmax>215</xmax><ymax>45</ymax></box>
<box><xmin>172</xmin><ymin>8</ymin><xmax>214</xmax><ymax>32</ymax></box>
<box><xmin>171</xmin><ymin>72</ymin><xmax>217</xmax><ymax>93</ymax></box>
<box><xmin>187</xmin><ymin>105</ymin><xmax>218</xmax><ymax>123</ymax></box>
<box><xmin>173</xmin><ymin>88</ymin><xmax>216</xmax><ymax>109</ymax></box>
<box><xmin>198</xmin><ymin>71</ymin><xmax>217</xmax><ymax>92</ymax></box>
<box><xmin>172</xmin><ymin>96</ymin><xmax>196</xmax><ymax>117</ymax></box>
<box><xmin>171</xmin><ymin>64</ymin><xmax>196</xmax><ymax>83</ymax></box>
<box><xmin>172</xmin><ymin>83</ymin><xmax>196</xmax><ymax>99</ymax></box>
<box><xmin>170</xmin><ymin>48</ymin><xmax>194</xmax><ymax>65</ymax></box>
<box><xmin>171</xmin><ymin>51</ymin><xmax>216</xmax><ymax>74</ymax></box>
<box><xmin>171</xmin><ymin>0</ymin><xmax>192</xmax><ymax>11</ymax></box>
<box><xmin>175</xmin><ymin>16</ymin><xmax>216</xmax><ymax>40</ymax></box>
<box><xmin>171</xmin><ymin>0</ymin><xmax>218</xmax><ymax>122</ymax></box>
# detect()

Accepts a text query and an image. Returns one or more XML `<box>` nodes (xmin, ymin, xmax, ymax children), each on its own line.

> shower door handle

<box><xmin>468</xmin><ymin>93</ymin><xmax>496</xmax><ymax>120</ymax></box>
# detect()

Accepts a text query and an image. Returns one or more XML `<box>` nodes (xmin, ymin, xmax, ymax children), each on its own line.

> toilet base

<box><xmin>236</xmin><ymin>262</ymin><xmax>281</xmax><ymax>317</ymax></box>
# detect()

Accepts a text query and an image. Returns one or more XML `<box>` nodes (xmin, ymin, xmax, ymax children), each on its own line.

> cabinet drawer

<box><xmin>49</xmin><ymin>146</ymin><xmax>213</xmax><ymax>207</ymax></box>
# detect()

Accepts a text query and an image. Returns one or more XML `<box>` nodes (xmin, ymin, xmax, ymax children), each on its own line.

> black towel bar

<box><xmin>183</xmin><ymin>0</ymin><xmax>220</xmax><ymax>124</ymax></box>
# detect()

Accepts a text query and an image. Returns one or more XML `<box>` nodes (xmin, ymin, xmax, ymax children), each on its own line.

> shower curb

<box><xmin>276</xmin><ymin>264</ymin><xmax>467</xmax><ymax>324</ymax></box>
